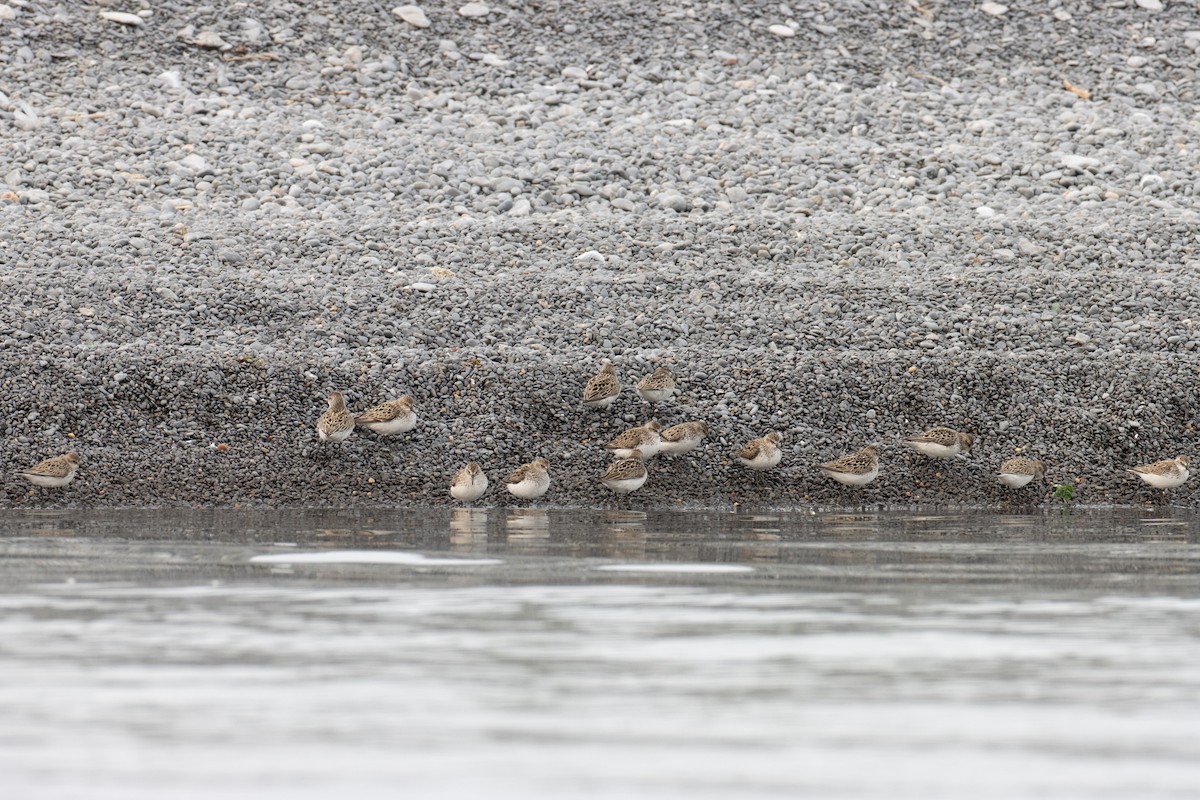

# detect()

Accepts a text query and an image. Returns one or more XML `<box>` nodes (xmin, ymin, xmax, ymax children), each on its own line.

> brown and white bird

<box><xmin>819</xmin><ymin>444</ymin><xmax>880</xmax><ymax>487</ymax></box>
<box><xmin>599</xmin><ymin>454</ymin><xmax>648</xmax><ymax>496</ymax></box>
<box><xmin>605</xmin><ymin>420</ymin><xmax>663</xmax><ymax>460</ymax></box>
<box><xmin>18</xmin><ymin>453</ymin><xmax>81</xmax><ymax>489</ymax></box>
<box><xmin>582</xmin><ymin>360</ymin><xmax>621</xmax><ymax>409</ymax></box>
<box><xmin>659</xmin><ymin>421</ymin><xmax>709</xmax><ymax>457</ymax></box>
<box><xmin>355</xmin><ymin>395</ymin><xmax>417</xmax><ymax>436</ymax></box>
<box><xmin>450</xmin><ymin>462</ymin><xmax>489</xmax><ymax>502</ymax></box>
<box><xmin>505</xmin><ymin>457</ymin><xmax>551</xmax><ymax>500</ymax></box>
<box><xmin>636</xmin><ymin>366</ymin><xmax>676</xmax><ymax>404</ymax></box>
<box><xmin>738</xmin><ymin>431</ymin><xmax>783</xmax><ymax>471</ymax></box>
<box><xmin>905</xmin><ymin>427</ymin><xmax>974</xmax><ymax>459</ymax></box>
<box><xmin>998</xmin><ymin>457</ymin><xmax>1047</xmax><ymax>489</ymax></box>
<box><xmin>317</xmin><ymin>391</ymin><xmax>355</xmax><ymax>443</ymax></box>
<box><xmin>1127</xmin><ymin>456</ymin><xmax>1190</xmax><ymax>490</ymax></box>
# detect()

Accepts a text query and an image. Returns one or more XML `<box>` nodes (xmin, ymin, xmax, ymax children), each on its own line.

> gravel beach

<box><xmin>1</xmin><ymin>0</ymin><xmax>1198</xmax><ymax>509</ymax></box>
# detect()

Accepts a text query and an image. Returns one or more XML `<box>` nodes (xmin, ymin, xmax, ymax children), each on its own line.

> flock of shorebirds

<box><xmin>13</xmin><ymin>361</ymin><xmax>1192</xmax><ymax>503</ymax></box>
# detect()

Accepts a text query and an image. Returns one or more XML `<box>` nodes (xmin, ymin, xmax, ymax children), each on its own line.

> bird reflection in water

<box><xmin>449</xmin><ymin>508</ymin><xmax>489</xmax><ymax>551</ymax></box>
<box><xmin>505</xmin><ymin>509</ymin><xmax>550</xmax><ymax>554</ymax></box>
<box><xmin>598</xmin><ymin>510</ymin><xmax>647</xmax><ymax>560</ymax></box>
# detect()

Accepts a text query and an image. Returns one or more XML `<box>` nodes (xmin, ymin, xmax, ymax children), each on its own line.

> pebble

<box><xmin>562</xmin><ymin>66</ymin><xmax>588</xmax><ymax>82</ymax></box>
<box><xmin>767</xmin><ymin>24</ymin><xmax>795</xmax><ymax>37</ymax></box>
<box><xmin>0</xmin><ymin>5</ymin><xmax>14</xmax><ymax>21</ymax></box>
<box><xmin>99</xmin><ymin>11</ymin><xmax>143</xmax><ymax>26</ymax></box>
<box><xmin>1135</xmin><ymin>0</ymin><xmax>1163</xmax><ymax>10</ymax></box>
<box><xmin>192</xmin><ymin>31</ymin><xmax>230</xmax><ymax>50</ymax></box>
<box><xmin>980</xmin><ymin>3</ymin><xmax>1008</xmax><ymax>15</ymax></box>
<box><xmin>393</xmin><ymin>5</ymin><xmax>430</xmax><ymax>28</ymax></box>
<box><xmin>458</xmin><ymin>3</ymin><xmax>489</xmax><ymax>18</ymax></box>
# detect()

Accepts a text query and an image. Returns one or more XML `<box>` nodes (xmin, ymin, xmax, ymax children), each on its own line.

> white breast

<box><xmin>507</xmin><ymin>475</ymin><xmax>550</xmax><ymax>500</ymax></box>
<box><xmin>361</xmin><ymin>413</ymin><xmax>417</xmax><ymax>436</ymax></box>
<box><xmin>741</xmin><ymin>449</ymin><xmax>782</xmax><ymax>471</ymax></box>
<box><xmin>603</xmin><ymin>473</ymin><xmax>647</xmax><ymax>495</ymax></box>
<box><xmin>822</xmin><ymin>465</ymin><xmax>878</xmax><ymax>486</ymax></box>
<box><xmin>1135</xmin><ymin>469</ymin><xmax>1189</xmax><ymax>489</ymax></box>
<box><xmin>907</xmin><ymin>440</ymin><xmax>959</xmax><ymax>459</ymax></box>
<box><xmin>451</xmin><ymin>474</ymin><xmax>488</xmax><ymax>502</ymax></box>
<box><xmin>998</xmin><ymin>472</ymin><xmax>1034</xmax><ymax>489</ymax></box>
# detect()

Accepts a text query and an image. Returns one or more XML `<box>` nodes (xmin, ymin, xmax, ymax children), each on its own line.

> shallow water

<box><xmin>1</xmin><ymin>508</ymin><xmax>1198</xmax><ymax>799</ymax></box>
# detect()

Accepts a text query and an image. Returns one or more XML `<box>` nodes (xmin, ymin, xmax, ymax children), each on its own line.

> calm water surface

<box><xmin>1</xmin><ymin>508</ymin><xmax>1198</xmax><ymax>799</ymax></box>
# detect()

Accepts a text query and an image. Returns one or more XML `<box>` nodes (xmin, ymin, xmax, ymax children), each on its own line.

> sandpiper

<box><xmin>450</xmin><ymin>462</ymin><xmax>489</xmax><ymax>502</ymax></box>
<box><xmin>505</xmin><ymin>457</ymin><xmax>551</xmax><ymax>500</ymax></box>
<box><xmin>738</xmin><ymin>431</ymin><xmax>783</xmax><ymax>471</ymax></box>
<box><xmin>355</xmin><ymin>395</ymin><xmax>417</xmax><ymax>436</ymax></box>
<box><xmin>1127</xmin><ymin>456</ymin><xmax>1190</xmax><ymax>490</ymax></box>
<box><xmin>582</xmin><ymin>360</ymin><xmax>621</xmax><ymax>409</ymax></box>
<box><xmin>636</xmin><ymin>366</ymin><xmax>677</xmax><ymax>404</ymax></box>
<box><xmin>659</xmin><ymin>421</ymin><xmax>709</xmax><ymax>457</ymax></box>
<box><xmin>905</xmin><ymin>427</ymin><xmax>974</xmax><ymax>459</ymax></box>
<box><xmin>599</xmin><ymin>453</ymin><xmax>648</xmax><ymax>496</ymax></box>
<box><xmin>605</xmin><ymin>420</ymin><xmax>663</xmax><ymax>460</ymax></box>
<box><xmin>317</xmin><ymin>391</ymin><xmax>354</xmax><ymax>443</ymax></box>
<box><xmin>819</xmin><ymin>444</ymin><xmax>880</xmax><ymax>487</ymax></box>
<box><xmin>18</xmin><ymin>453</ymin><xmax>81</xmax><ymax>489</ymax></box>
<box><xmin>998</xmin><ymin>457</ymin><xmax>1047</xmax><ymax>489</ymax></box>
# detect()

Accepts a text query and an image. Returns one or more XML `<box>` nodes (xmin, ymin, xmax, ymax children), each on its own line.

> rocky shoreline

<box><xmin>2</xmin><ymin>0</ymin><xmax>1198</xmax><ymax>509</ymax></box>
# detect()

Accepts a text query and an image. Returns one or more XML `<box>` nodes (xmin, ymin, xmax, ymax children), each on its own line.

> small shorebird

<box><xmin>582</xmin><ymin>360</ymin><xmax>620</xmax><ymax>409</ymax></box>
<box><xmin>605</xmin><ymin>420</ymin><xmax>663</xmax><ymax>460</ymax></box>
<box><xmin>505</xmin><ymin>457</ymin><xmax>551</xmax><ymax>500</ymax></box>
<box><xmin>599</xmin><ymin>453</ymin><xmax>648</xmax><ymax>496</ymax></box>
<box><xmin>738</xmin><ymin>431</ymin><xmax>783</xmax><ymax>472</ymax></box>
<box><xmin>317</xmin><ymin>391</ymin><xmax>355</xmax><ymax>443</ymax></box>
<box><xmin>18</xmin><ymin>453</ymin><xmax>81</xmax><ymax>489</ymax></box>
<box><xmin>355</xmin><ymin>395</ymin><xmax>417</xmax><ymax>436</ymax></box>
<box><xmin>659</xmin><ymin>421</ymin><xmax>709</xmax><ymax>457</ymax></box>
<box><xmin>450</xmin><ymin>462</ymin><xmax>489</xmax><ymax>502</ymax></box>
<box><xmin>905</xmin><ymin>427</ymin><xmax>974</xmax><ymax>459</ymax></box>
<box><xmin>819</xmin><ymin>444</ymin><xmax>880</xmax><ymax>487</ymax></box>
<box><xmin>998</xmin><ymin>457</ymin><xmax>1047</xmax><ymax>489</ymax></box>
<box><xmin>1127</xmin><ymin>456</ymin><xmax>1190</xmax><ymax>491</ymax></box>
<box><xmin>636</xmin><ymin>366</ymin><xmax>676</xmax><ymax>404</ymax></box>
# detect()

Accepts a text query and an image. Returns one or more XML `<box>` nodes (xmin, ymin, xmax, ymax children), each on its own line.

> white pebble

<box><xmin>767</xmin><ymin>24</ymin><xmax>795</xmax><ymax>37</ymax></box>
<box><xmin>975</xmin><ymin>206</ymin><xmax>997</xmax><ymax>218</ymax></box>
<box><xmin>410</xmin><ymin>282</ymin><xmax>436</xmax><ymax>292</ymax></box>
<box><xmin>0</xmin><ymin>5</ymin><xmax>15</xmax><ymax>21</ymax></box>
<box><xmin>1061</xmin><ymin>154</ymin><xmax>1100</xmax><ymax>171</ymax></box>
<box><xmin>100</xmin><ymin>10</ymin><xmax>144</xmax><ymax>26</ymax></box>
<box><xmin>1136</xmin><ymin>0</ymin><xmax>1163</xmax><ymax>10</ymax></box>
<box><xmin>392</xmin><ymin>5</ymin><xmax>430</xmax><ymax>28</ymax></box>
<box><xmin>193</xmin><ymin>31</ymin><xmax>230</xmax><ymax>50</ymax></box>
<box><xmin>458</xmin><ymin>3</ymin><xmax>489</xmax><ymax>18</ymax></box>
<box><xmin>561</xmin><ymin>66</ymin><xmax>588</xmax><ymax>81</ymax></box>
<box><xmin>980</xmin><ymin>2</ymin><xmax>1008</xmax><ymax>15</ymax></box>
<box><xmin>158</xmin><ymin>69</ymin><xmax>183</xmax><ymax>89</ymax></box>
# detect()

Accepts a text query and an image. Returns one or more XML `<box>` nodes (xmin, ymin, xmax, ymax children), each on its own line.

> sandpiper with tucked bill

<box><xmin>354</xmin><ymin>395</ymin><xmax>417</xmax><ymax>436</ymax></box>
<box><xmin>605</xmin><ymin>420</ymin><xmax>663</xmax><ymax>460</ymax></box>
<box><xmin>18</xmin><ymin>453</ymin><xmax>81</xmax><ymax>489</ymax></box>
<box><xmin>581</xmin><ymin>360</ymin><xmax>621</xmax><ymax>409</ymax></box>
<box><xmin>450</xmin><ymin>462</ymin><xmax>489</xmax><ymax>502</ymax></box>
<box><xmin>819</xmin><ymin>444</ymin><xmax>880</xmax><ymax>487</ymax></box>
<box><xmin>316</xmin><ymin>391</ymin><xmax>355</xmax><ymax>443</ymax></box>
<box><xmin>505</xmin><ymin>457</ymin><xmax>551</xmax><ymax>501</ymax></box>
